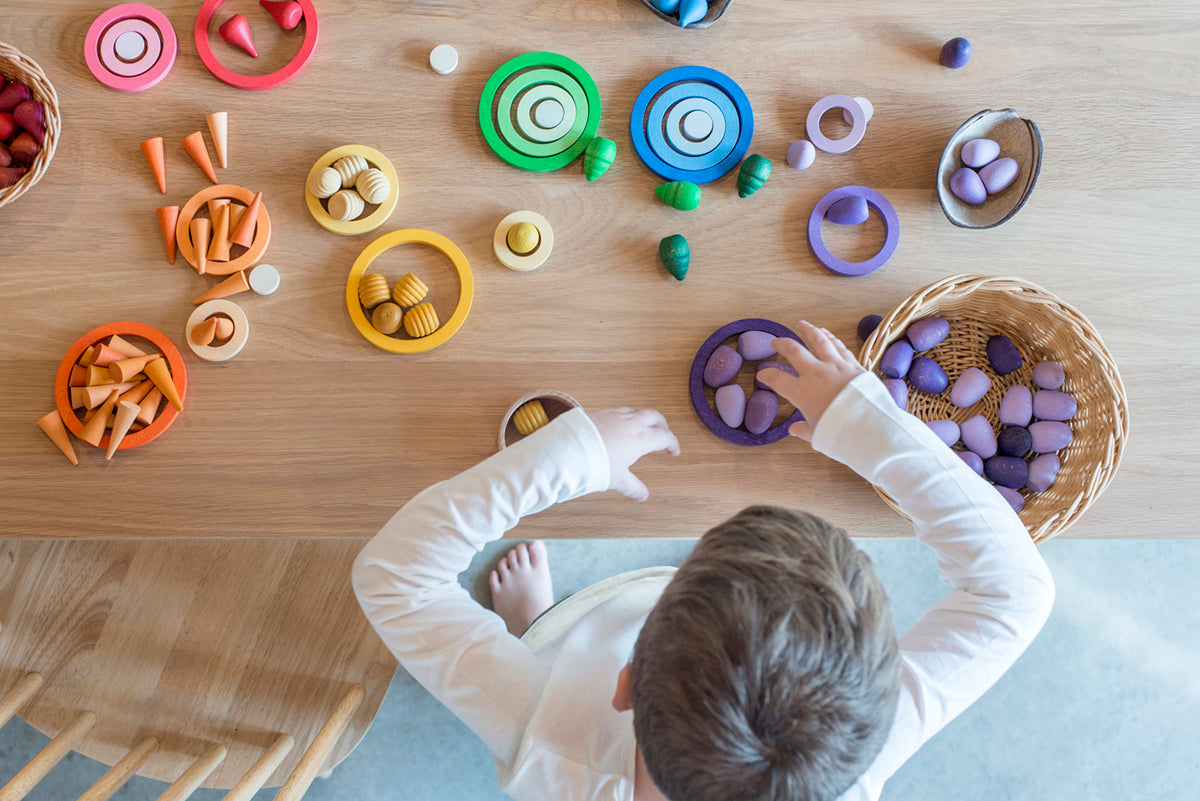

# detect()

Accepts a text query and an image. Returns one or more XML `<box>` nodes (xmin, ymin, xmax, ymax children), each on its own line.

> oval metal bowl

<box><xmin>937</xmin><ymin>109</ymin><xmax>1043</xmax><ymax>229</ymax></box>
<box><xmin>640</xmin><ymin>0</ymin><xmax>735</xmax><ymax>29</ymax></box>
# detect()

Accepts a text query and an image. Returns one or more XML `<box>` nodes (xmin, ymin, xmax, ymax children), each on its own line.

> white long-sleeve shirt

<box><xmin>352</xmin><ymin>373</ymin><xmax>1055</xmax><ymax>801</ymax></box>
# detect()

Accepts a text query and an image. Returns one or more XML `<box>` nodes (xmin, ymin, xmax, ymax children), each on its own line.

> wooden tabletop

<box><xmin>2</xmin><ymin>1</ymin><xmax>1195</xmax><ymax>540</ymax></box>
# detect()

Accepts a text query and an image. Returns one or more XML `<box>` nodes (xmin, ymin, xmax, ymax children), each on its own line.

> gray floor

<box><xmin>2</xmin><ymin>537</ymin><xmax>1198</xmax><ymax>801</ymax></box>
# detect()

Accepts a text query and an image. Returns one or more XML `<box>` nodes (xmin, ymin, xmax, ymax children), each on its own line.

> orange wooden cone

<box><xmin>109</xmin><ymin>354</ymin><xmax>161</xmax><ymax>383</ymax></box>
<box><xmin>107</xmin><ymin>335</ymin><xmax>147</xmax><ymax>358</ymax></box>
<box><xmin>87</xmin><ymin>364</ymin><xmax>115</xmax><ymax>386</ymax></box>
<box><xmin>194</xmin><ymin>270</ymin><xmax>250</xmax><ymax>305</ymax></box>
<box><xmin>214</xmin><ymin>315</ymin><xmax>235</xmax><ymax>341</ymax></box>
<box><xmin>69</xmin><ymin>364</ymin><xmax>87</xmax><ymax>387</ymax></box>
<box><xmin>227</xmin><ymin>202</ymin><xmax>247</xmax><ymax>234</ymax></box>
<box><xmin>140</xmin><ymin>136</ymin><xmax>166</xmax><ymax>193</ymax></box>
<box><xmin>207</xmin><ymin>111</ymin><xmax>228</xmax><ymax>169</ymax></box>
<box><xmin>190</xmin><ymin>217</ymin><xmax>211</xmax><ymax>275</ymax></box>
<box><xmin>106</xmin><ymin>401</ymin><xmax>142</xmax><ymax>460</ymax></box>
<box><xmin>82</xmin><ymin>382</ymin><xmax>137</xmax><ymax>408</ymax></box>
<box><xmin>79</xmin><ymin>345</ymin><xmax>97</xmax><ymax>367</ymax></box>
<box><xmin>78</xmin><ymin>389</ymin><xmax>120</xmax><ymax>447</ymax></box>
<box><xmin>207</xmin><ymin>197</ymin><xmax>230</xmax><ymax>219</ymax></box>
<box><xmin>229</xmin><ymin>191</ymin><xmax>262</xmax><ymax>248</ymax></box>
<box><xmin>208</xmin><ymin>204</ymin><xmax>231</xmax><ymax>262</ymax></box>
<box><xmin>157</xmin><ymin>206</ymin><xmax>179</xmax><ymax>264</ymax></box>
<box><xmin>144</xmin><ymin>358</ymin><xmax>183</xmax><ymax>410</ymax></box>
<box><xmin>90</xmin><ymin>343</ymin><xmax>123</xmax><ymax>368</ymax></box>
<box><xmin>70</xmin><ymin>387</ymin><xmax>87</xmax><ymax>409</ymax></box>
<box><xmin>190</xmin><ymin>316</ymin><xmax>219</xmax><ymax>346</ymax></box>
<box><xmin>137</xmin><ymin>386</ymin><xmax>163</xmax><ymax>425</ymax></box>
<box><xmin>219</xmin><ymin>14</ymin><xmax>259</xmax><ymax>57</ymax></box>
<box><xmin>37</xmin><ymin>410</ymin><xmax>78</xmax><ymax>465</ymax></box>
<box><xmin>182</xmin><ymin>131</ymin><xmax>218</xmax><ymax>183</ymax></box>
<box><xmin>119</xmin><ymin>380</ymin><xmax>154</xmax><ymax>405</ymax></box>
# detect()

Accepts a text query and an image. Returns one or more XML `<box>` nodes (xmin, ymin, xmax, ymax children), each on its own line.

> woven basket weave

<box><xmin>0</xmin><ymin>42</ymin><xmax>61</xmax><ymax>208</ymax></box>
<box><xmin>859</xmin><ymin>274</ymin><xmax>1129</xmax><ymax>542</ymax></box>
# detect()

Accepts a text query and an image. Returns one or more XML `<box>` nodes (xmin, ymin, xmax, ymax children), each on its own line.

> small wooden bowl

<box><xmin>936</xmin><ymin>109</ymin><xmax>1042</xmax><ymax>229</ymax></box>
<box><xmin>498</xmin><ymin>390</ymin><xmax>581</xmax><ymax>450</ymax></box>
<box><xmin>0</xmin><ymin>42</ymin><xmax>61</xmax><ymax>208</ymax></box>
<box><xmin>640</xmin><ymin>0</ymin><xmax>735</xmax><ymax>28</ymax></box>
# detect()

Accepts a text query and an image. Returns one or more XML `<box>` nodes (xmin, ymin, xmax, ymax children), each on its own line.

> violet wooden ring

<box><xmin>807</xmin><ymin>185</ymin><xmax>900</xmax><ymax>276</ymax></box>
<box><xmin>689</xmin><ymin>318</ymin><xmax>805</xmax><ymax>446</ymax></box>
<box><xmin>806</xmin><ymin>94</ymin><xmax>867</xmax><ymax>154</ymax></box>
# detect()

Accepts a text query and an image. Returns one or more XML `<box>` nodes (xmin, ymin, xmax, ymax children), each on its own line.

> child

<box><xmin>353</xmin><ymin>321</ymin><xmax>1055</xmax><ymax>801</ymax></box>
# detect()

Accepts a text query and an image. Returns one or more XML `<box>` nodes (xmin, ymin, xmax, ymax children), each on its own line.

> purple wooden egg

<box><xmin>999</xmin><ymin>385</ymin><xmax>1033</xmax><ymax>426</ymax></box>
<box><xmin>961</xmin><ymin>138</ymin><xmax>1000</xmax><ymax>168</ymax></box>
<box><xmin>704</xmin><ymin>344</ymin><xmax>743</xmax><ymax>387</ymax></box>
<box><xmin>950</xmin><ymin>167</ymin><xmax>987</xmax><ymax>205</ymax></box>
<box><xmin>882</xmin><ymin>378</ymin><xmax>908</xmax><ymax>409</ymax></box>
<box><xmin>715</xmin><ymin>384</ymin><xmax>746</xmax><ymax>428</ymax></box>
<box><xmin>979</xmin><ymin>157</ymin><xmax>1019</xmax><ymax>194</ymax></box>
<box><xmin>1030</xmin><ymin>421</ymin><xmax>1073</xmax><ymax>452</ymax></box>
<box><xmin>745</xmin><ymin>389</ymin><xmax>779</xmax><ymax>434</ymax></box>
<box><xmin>961</xmin><ymin>414</ymin><xmax>997</xmax><ymax>458</ymax></box>
<box><xmin>827</xmin><ymin>195</ymin><xmax>870</xmax><ymax>225</ymax></box>
<box><xmin>940</xmin><ymin>36</ymin><xmax>972</xmax><ymax>69</ymax></box>
<box><xmin>906</xmin><ymin>317</ymin><xmax>950</xmax><ymax>351</ymax></box>
<box><xmin>1032</xmin><ymin>360</ymin><xmax>1065</xmax><ymax>389</ymax></box>
<box><xmin>857</xmin><ymin>314</ymin><xmax>883</xmax><ymax>342</ymax></box>
<box><xmin>985</xmin><ymin>455</ymin><xmax>1029</xmax><ymax>489</ymax></box>
<box><xmin>1026</xmin><ymin>453</ymin><xmax>1061</xmax><ymax>492</ymax></box>
<box><xmin>926</xmin><ymin>419</ymin><xmax>960</xmax><ymax>446</ymax></box>
<box><xmin>738</xmin><ymin>330</ymin><xmax>777</xmax><ymax>361</ymax></box>
<box><xmin>994</xmin><ymin>485</ymin><xmax>1025</xmax><ymax>512</ymax></box>
<box><xmin>950</xmin><ymin>367</ymin><xmax>991</xmax><ymax>407</ymax></box>
<box><xmin>908</xmin><ymin>356</ymin><xmax>949</xmax><ymax>394</ymax></box>
<box><xmin>1033</xmin><ymin>390</ymin><xmax>1077</xmax><ymax>421</ymax></box>
<box><xmin>881</xmin><ymin>340</ymin><xmax>914</xmax><ymax>379</ymax></box>
<box><xmin>755</xmin><ymin>360</ymin><xmax>797</xmax><ymax>390</ymax></box>
<box><xmin>959</xmin><ymin>450</ymin><xmax>984</xmax><ymax>475</ymax></box>
<box><xmin>986</xmin><ymin>334</ymin><xmax>1023</xmax><ymax>375</ymax></box>
<box><xmin>997</xmin><ymin>425</ymin><xmax>1032</xmax><ymax>457</ymax></box>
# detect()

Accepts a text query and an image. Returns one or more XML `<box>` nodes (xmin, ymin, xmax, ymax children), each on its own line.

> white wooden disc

<box><xmin>429</xmin><ymin>44</ymin><xmax>458</xmax><ymax>75</ymax></box>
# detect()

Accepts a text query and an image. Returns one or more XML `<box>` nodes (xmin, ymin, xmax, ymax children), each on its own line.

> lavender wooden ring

<box><xmin>806</xmin><ymin>94</ymin><xmax>867</xmax><ymax>154</ymax></box>
<box><xmin>807</xmin><ymin>185</ymin><xmax>899</xmax><ymax>276</ymax></box>
<box><xmin>690</xmin><ymin>318</ymin><xmax>804</xmax><ymax>446</ymax></box>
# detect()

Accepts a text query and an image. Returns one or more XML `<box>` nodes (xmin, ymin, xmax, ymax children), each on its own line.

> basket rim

<box><xmin>1</xmin><ymin>41</ymin><xmax>62</xmax><ymax>208</ymax></box>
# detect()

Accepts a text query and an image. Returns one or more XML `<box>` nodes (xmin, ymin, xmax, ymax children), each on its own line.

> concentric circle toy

<box><xmin>84</xmin><ymin>4</ymin><xmax>177</xmax><ymax>92</ymax></box>
<box><xmin>493</xmin><ymin>210</ymin><xmax>554</xmax><ymax>271</ymax></box>
<box><xmin>304</xmin><ymin>145</ymin><xmax>399</xmax><ymax>235</ymax></box>
<box><xmin>807</xmin><ymin>185</ymin><xmax>899</xmax><ymax>277</ymax></box>
<box><xmin>629</xmin><ymin>66</ymin><xmax>753</xmax><ymax>184</ymax></box>
<box><xmin>194</xmin><ymin>0</ymin><xmax>318</xmax><ymax>90</ymax></box>
<box><xmin>478</xmin><ymin>52</ymin><xmax>601</xmax><ymax>172</ymax></box>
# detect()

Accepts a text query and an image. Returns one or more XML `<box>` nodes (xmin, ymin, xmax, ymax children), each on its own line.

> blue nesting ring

<box><xmin>807</xmin><ymin>186</ymin><xmax>900</xmax><ymax>277</ymax></box>
<box><xmin>647</xmin><ymin>83</ymin><xmax>739</xmax><ymax>172</ymax></box>
<box><xmin>664</xmin><ymin>97</ymin><xmax>725</xmax><ymax>156</ymax></box>
<box><xmin>630</xmin><ymin>65</ymin><xmax>754</xmax><ymax>184</ymax></box>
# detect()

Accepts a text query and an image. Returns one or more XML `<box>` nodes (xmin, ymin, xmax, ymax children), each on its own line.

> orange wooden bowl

<box><xmin>53</xmin><ymin>322</ymin><xmax>187</xmax><ymax>451</ymax></box>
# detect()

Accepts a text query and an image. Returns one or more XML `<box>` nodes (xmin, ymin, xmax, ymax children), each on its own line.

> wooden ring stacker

<box><xmin>689</xmin><ymin>318</ymin><xmax>804</xmax><ymax>446</ymax></box>
<box><xmin>806</xmin><ymin>94</ymin><xmax>868</xmax><ymax>154</ymax></box>
<box><xmin>807</xmin><ymin>185</ymin><xmax>899</xmax><ymax>277</ymax></box>
<box><xmin>345</xmin><ymin>229</ymin><xmax>474</xmax><ymax>353</ymax></box>
<box><xmin>493</xmin><ymin>211</ymin><xmax>554</xmax><ymax>271</ymax></box>
<box><xmin>84</xmin><ymin>3</ymin><xmax>178</xmax><ymax>92</ymax></box>
<box><xmin>304</xmin><ymin>145</ymin><xmax>399</xmax><ymax>235</ymax></box>
<box><xmin>175</xmin><ymin>184</ymin><xmax>272</xmax><ymax>275</ymax></box>
<box><xmin>53</xmin><ymin>322</ymin><xmax>187</xmax><ymax>451</ymax></box>
<box><xmin>497</xmin><ymin>389</ymin><xmax>581</xmax><ymax>450</ymax></box>
<box><xmin>194</xmin><ymin>0</ymin><xmax>319</xmax><ymax>90</ymax></box>
<box><xmin>186</xmin><ymin>300</ymin><xmax>250</xmax><ymax>361</ymax></box>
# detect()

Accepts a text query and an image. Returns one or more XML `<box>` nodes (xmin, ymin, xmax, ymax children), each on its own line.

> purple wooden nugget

<box><xmin>827</xmin><ymin>195</ymin><xmax>870</xmax><ymax>225</ymax></box>
<box><xmin>961</xmin><ymin>414</ymin><xmax>997</xmax><ymax>458</ymax></box>
<box><xmin>857</xmin><ymin>314</ymin><xmax>882</xmax><ymax>342</ymax></box>
<box><xmin>926</xmin><ymin>419</ymin><xmax>960</xmax><ymax>446</ymax></box>
<box><xmin>986</xmin><ymin>334</ymin><xmax>1023</xmax><ymax>375</ymax></box>
<box><xmin>961</xmin><ymin>138</ymin><xmax>1000</xmax><ymax>168</ymax></box>
<box><xmin>881</xmin><ymin>340</ymin><xmax>914</xmax><ymax>379</ymax></box>
<box><xmin>979</xmin><ymin>157</ymin><xmax>1019</xmax><ymax>194</ymax></box>
<box><xmin>950</xmin><ymin>367</ymin><xmax>991</xmax><ymax>407</ymax></box>
<box><xmin>703</xmin><ymin>344</ymin><xmax>742</xmax><ymax>388</ymax></box>
<box><xmin>959</xmin><ymin>450</ymin><xmax>984</xmax><ymax>475</ymax></box>
<box><xmin>995</xmin><ymin>485</ymin><xmax>1025</xmax><ymax>512</ymax></box>
<box><xmin>882</xmin><ymin>378</ymin><xmax>908</xmax><ymax>409</ymax></box>
<box><xmin>1033</xmin><ymin>390</ymin><xmax>1077</xmax><ymax>421</ymax></box>
<box><xmin>950</xmin><ymin>167</ymin><xmax>986</xmax><ymax>205</ymax></box>
<box><xmin>755</xmin><ymin>361</ymin><xmax>797</xmax><ymax>390</ymax></box>
<box><xmin>1032</xmin><ymin>360</ymin><xmax>1065</xmax><ymax>389</ymax></box>
<box><xmin>905</xmin><ymin>317</ymin><xmax>950</xmax><ymax>351</ymax></box>
<box><xmin>738</xmin><ymin>330</ymin><xmax>777</xmax><ymax>360</ymax></box>
<box><xmin>997</xmin><ymin>426</ymin><xmax>1032</xmax><ymax>457</ymax></box>
<box><xmin>1030</xmin><ymin>421</ymin><xmax>1073</xmax><ymax>452</ymax></box>
<box><xmin>940</xmin><ymin>36</ymin><xmax>972</xmax><ymax>69</ymax></box>
<box><xmin>999</xmin><ymin>385</ymin><xmax>1034</xmax><ymax>426</ymax></box>
<box><xmin>907</xmin><ymin>356</ymin><xmax>949</xmax><ymax>394</ymax></box>
<box><xmin>1026</xmin><ymin>453</ymin><xmax>1061</xmax><ymax>492</ymax></box>
<box><xmin>985</xmin><ymin>455</ymin><xmax>1029</xmax><ymax>489</ymax></box>
<box><xmin>715</xmin><ymin>384</ymin><xmax>746</xmax><ymax>428</ymax></box>
<box><xmin>745</xmin><ymin>389</ymin><xmax>779</xmax><ymax>435</ymax></box>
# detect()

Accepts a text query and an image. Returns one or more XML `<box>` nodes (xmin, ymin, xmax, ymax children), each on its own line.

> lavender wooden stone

<box><xmin>986</xmin><ymin>334</ymin><xmax>1022</xmax><ymax>375</ymax></box>
<box><xmin>961</xmin><ymin>138</ymin><xmax>1000</xmax><ymax>168</ymax></box>
<box><xmin>980</xmin><ymin>157</ymin><xmax>1019</xmax><ymax>194</ymax></box>
<box><xmin>715</xmin><ymin>384</ymin><xmax>746</xmax><ymax>428</ymax></box>
<box><xmin>881</xmin><ymin>340</ymin><xmax>914</xmax><ymax>379</ymax></box>
<box><xmin>703</xmin><ymin>344</ymin><xmax>742</xmax><ymax>387</ymax></box>
<box><xmin>745</xmin><ymin>389</ymin><xmax>779</xmax><ymax>435</ymax></box>
<box><xmin>999</xmin><ymin>385</ymin><xmax>1034</xmax><ymax>426</ymax></box>
<box><xmin>906</xmin><ymin>317</ymin><xmax>950</xmax><ymax>351</ymax></box>
<box><xmin>950</xmin><ymin>367</ymin><xmax>991</xmax><ymax>407</ymax></box>
<box><xmin>786</xmin><ymin>140</ymin><xmax>816</xmax><ymax>170</ymax></box>
<box><xmin>1026</xmin><ymin>453</ymin><xmax>1061</xmax><ymax>492</ymax></box>
<box><xmin>1033</xmin><ymin>389</ymin><xmax>1077</xmax><ymax>421</ymax></box>
<box><xmin>882</xmin><ymin>378</ymin><xmax>908</xmax><ymax>409</ymax></box>
<box><xmin>755</xmin><ymin>360</ymin><xmax>797</xmax><ymax>390</ymax></box>
<box><xmin>827</xmin><ymin>195</ymin><xmax>870</xmax><ymax>225</ymax></box>
<box><xmin>985</xmin><ymin>456</ymin><xmax>1028</xmax><ymax>489</ymax></box>
<box><xmin>995</xmin><ymin>485</ymin><xmax>1025</xmax><ymax>512</ymax></box>
<box><xmin>857</xmin><ymin>314</ymin><xmax>882</xmax><ymax>342</ymax></box>
<box><xmin>959</xmin><ymin>450</ymin><xmax>984</xmax><ymax>475</ymax></box>
<box><xmin>961</xmin><ymin>414</ymin><xmax>997</xmax><ymax>458</ymax></box>
<box><xmin>997</xmin><ymin>425</ymin><xmax>1032</xmax><ymax>457</ymax></box>
<box><xmin>1032</xmin><ymin>360</ymin><xmax>1066</xmax><ymax>389</ymax></box>
<box><xmin>1030</xmin><ymin>421</ymin><xmax>1073</xmax><ymax>452</ymax></box>
<box><xmin>907</xmin><ymin>356</ymin><xmax>949</xmax><ymax>394</ymax></box>
<box><xmin>738</xmin><ymin>330</ymin><xmax>777</xmax><ymax>360</ymax></box>
<box><xmin>926</xmin><ymin>419</ymin><xmax>960</xmax><ymax>446</ymax></box>
<box><xmin>949</xmin><ymin>167</ymin><xmax>986</xmax><ymax>205</ymax></box>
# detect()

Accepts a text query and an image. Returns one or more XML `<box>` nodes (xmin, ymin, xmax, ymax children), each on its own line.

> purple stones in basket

<box><xmin>880</xmin><ymin>340</ymin><xmax>914</xmax><ymax>379</ymax></box>
<box><xmin>986</xmin><ymin>334</ymin><xmax>1023</xmax><ymax>375</ymax></box>
<box><xmin>908</xmin><ymin>356</ymin><xmax>949</xmax><ymax>394</ymax></box>
<box><xmin>906</xmin><ymin>316</ymin><xmax>949</xmax><ymax>351</ymax></box>
<box><xmin>950</xmin><ymin>366</ymin><xmax>991</xmax><ymax>407</ymax></box>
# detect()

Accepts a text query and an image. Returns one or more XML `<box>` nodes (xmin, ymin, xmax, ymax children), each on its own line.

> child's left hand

<box><xmin>588</xmin><ymin>408</ymin><xmax>680</xmax><ymax>502</ymax></box>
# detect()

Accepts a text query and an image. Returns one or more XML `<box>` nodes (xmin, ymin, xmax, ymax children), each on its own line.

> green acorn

<box><xmin>659</xmin><ymin>234</ymin><xmax>690</xmax><ymax>281</ymax></box>
<box><xmin>583</xmin><ymin>137</ymin><xmax>616</xmax><ymax>181</ymax></box>
<box><xmin>737</xmin><ymin>154</ymin><xmax>772</xmax><ymax>198</ymax></box>
<box><xmin>655</xmin><ymin>180</ymin><xmax>701</xmax><ymax>211</ymax></box>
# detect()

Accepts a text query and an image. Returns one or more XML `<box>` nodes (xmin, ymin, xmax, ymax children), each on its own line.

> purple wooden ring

<box><xmin>690</xmin><ymin>318</ymin><xmax>805</xmax><ymax>446</ymax></box>
<box><xmin>808</xmin><ymin>185</ymin><xmax>900</xmax><ymax>276</ymax></box>
<box><xmin>806</xmin><ymin>94</ymin><xmax>867</xmax><ymax>154</ymax></box>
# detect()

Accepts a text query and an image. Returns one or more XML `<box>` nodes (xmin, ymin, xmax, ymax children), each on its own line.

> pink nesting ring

<box><xmin>807</xmin><ymin>185</ymin><xmax>900</xmax><ymax>277</ymax></box>
<box><xmin>195</xmin><ymin>0</ymin><xmax>319</xmax><ymax>90</ymax></box>
<box><xmin>806</xmin><ymin>94</ymin><xmax>868</xmax><ymax>154</ymax></box>
<box><xmin>84</xmin><ymin>4</ymin><xmax>177</xmax><ymax>92</ymax></box>
<box><xmin>99</xmin><ymin>18</ymin><xmax>162</xmax><ymax>77</ymax></box>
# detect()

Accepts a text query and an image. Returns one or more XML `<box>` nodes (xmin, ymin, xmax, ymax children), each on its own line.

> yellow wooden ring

<box><xmin>304</xmin><ymin>145</ymin><xmax>399</xmax><ymax>236</ymax></box>
<box><xmin>493</xmin><ymin>210</ymin><xmax>554</xmax><ymax>271</ymax></box>
<box><xmin>175</xmin><ymin>184</ymin><xmax>272</xmax><ymax>276</ymax></box>
<box><xmin>345</xmin><ymin>229</ymin><xmax>474</xmax><ymax>353</ymax></box>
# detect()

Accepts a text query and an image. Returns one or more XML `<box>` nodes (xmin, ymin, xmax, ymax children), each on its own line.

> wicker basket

<box><xmin>859</xmin><ymin>274</ymin><xmax>1128</xmax><ymax>542</ymax></box>
<box><xmin>0</xmin><ymin>42</ymin><xmax>61</xmax><ymax>208</ymax></box>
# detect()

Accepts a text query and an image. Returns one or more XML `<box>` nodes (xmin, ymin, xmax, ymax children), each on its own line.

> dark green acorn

<box><xmin>737</xmin><ymin>154</ymin><xmax>772</xmax><ymax>198</ymax></box>
<box><xmin>659</xmin><ymin>234</ymin><xmax>690</xmax><ymax>280</ymax></box>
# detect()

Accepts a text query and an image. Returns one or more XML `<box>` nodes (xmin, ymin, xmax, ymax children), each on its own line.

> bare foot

<box><xmin>489</xmin><ymin>540</ymin><xmax>554</xmax><ymax>637</ymax></box>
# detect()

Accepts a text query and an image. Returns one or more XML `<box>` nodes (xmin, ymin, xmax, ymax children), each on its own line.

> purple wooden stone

<box><xmin>738</xmin><ymin>330</ymin><xmax>777</xmax><ymax>361</ymax></box>
<box><xmin>827</xmin><ymin>195</ymin><xmax>870</xmax><ymax>225</ymax></box>
<box><xmin>926</xmin><ymin>419</ymin><xmax>960</xmax><ymax>446</ymax></box>
<box><xmin>961</xmin><ymin>138</ymin><xmax>1000</xmax><ymax>168</ymax></box>
<box><xmin>1030</xmin><ymin>421</ymin><xmax>1073</xmax><ymax>453</ymax></box>
<box><xmin>940</xmin><ymin>36</ymin><xmax>972</xmax><ymax>69</ymax></box>
<box><xmin>881</xmin><ymin>340</ymin><xmax>914</xmax><ymax>379</ymax></box>
<box><xmin>979</xmin><ymin>157</ymin><xmax>1019</xmax><ymax>194</ymax></box>
<box><xmin>907</xmin><ymin>356</ymin><xmax>949</xmax><ymax>394</ymax></box>
<box><xmin>1033</xmin><ymin>389</ymin><xmax>1077</xmax><ymax>421</ymax></box>
<box><xmin>985</xmin><ymin>455</ymin><xmax>1029</xmax><ymax>489</ymax></box>
<box><xmin>986</xmin><ymin>334</ymin><xmax>1023</xmax><ymax>375</ymax></box>
<box><xmin>994</xmin><ymin>485</ymin><xmax>1025</xmax><ymax>512</ymax></box>
<box><xmin>1026</xmin><ymin>453</ymin><xmax>1061</xmax><ymax>492</ymax></box>
<box><xmin>715</xmin><ymin>384</ymin><xmax>746</xmax><ymax>428</ymax></box>
<box><xmin>906</xmin><ymin>317</ymin><xmax>950</xmax><ymax>351</ymax></box>
<box><xmin>745</xmin><ymin>389</ymin><xmax>779</xmax><ymax>435</ymax></box>
<box><xmin>959</xmin><ymin>450</ymin><xmax>984</xmax><ymax>475</ymax></box>
<box><xmin>1032</xmin><ymin>360</ymin><xmax>1065</xmax><ymax>389</ymax></box>
<box><xmin>949</xmin><ymin>167</ymin><xmax>986</xmax><ymax>205</ymax></box>
<box><xmin>703</xmin><ymin>344</ymin><xmax>742</xmax><ymax>388</ymax></box>
<box><xmin>755</xmin><ymin>360</ymin><xmax>797</xmax><ymax>390</ymax></box>
<box><xmin>961</xmin><ymin>414</ymin><xmax>997</xmax><ymax>458</ymax></box>
<box><xmin>882</xmin><ymin>378</ymin><xmax>908</xmax><ymax>409</ymax></box>
<box><xmin>857</xmin><ymin>314</ymin><xmax>882</xmax><ymax>342</ymax></box>
<box><xmin>950</xmin><ymin>367</ymin><xmax>991</xmax><ymax>407</ymax></box>
<box><xmin>999</xmin><ymin>385</ymin><xmax>1033</xmax><ymax>426</ymax></box>
<box><xmin>997</xmin><ymin>425</ymin><xmax>1032</xmax><ymax>457</ymax></box>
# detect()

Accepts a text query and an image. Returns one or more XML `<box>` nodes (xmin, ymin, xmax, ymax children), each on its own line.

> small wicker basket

<box><xmin>859</xmin><ymin>274</ymin><xmax>1128</xmax><ymax>542</ymax></box>
<box><xmin>0</xmin><ymin>42</ymin><xmax>61</xmax><ymax>208</ymax></box>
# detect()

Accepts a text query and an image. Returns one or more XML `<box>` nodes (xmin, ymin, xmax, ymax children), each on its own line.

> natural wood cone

<box><xmin>157</xmin><ymin>206</ymin><xmax>179</xmax><ymax>263</ymax></box>
<box><xmin>106</xmin><ymin>401</ymin><xmax>142</xmax><ymax>459</ymax></box>
<box><xmin>140</xmin><ymin>136</ymin><xmax>166</xmax><ymax>193</ymax></box>
<box><xmin>207</xmin><ymin>111</ymin><xmax>228</xmax><ymax>169</ymax></box>
<box><xmin>106</xmin><ymin>335</ymin><xmax>148</xmax><ymax>358</ymax></box>
<box><xmin>181</xmin><ymin>131</ymin><xmax>218</xmax><ymax>183</ymax></box>
<box><xmin>36</xmin><ymin>410</ymin><xmax>78</xmax><ymax>465</ymax></box>
<box><xmin>136</xmin><ymin>387</ymin><xmax>163</xmax><ymax>425</ymax></box>
<box><xmin>119</xmin><ymin>380</ymin><xmax>154</xmax><ymax>405</ymax></box>
<box><xmin>230</xmin><ymin>191</ymin><xmax>262</xmax><ymax>248</ymax></box>
<box><xmin>144</xmin><ymin>358</ymin><xmax>183</xmax><ymax>410</ymax></box>
<box><xmin>194</xmin><ymin>270</ymin><xmax>251</xmax><ymax>305</ymax></box>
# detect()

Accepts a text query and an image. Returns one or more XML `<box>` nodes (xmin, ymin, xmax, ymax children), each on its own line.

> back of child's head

<box><xmin>630</xmin><ymin>505</ymin><xmax>900</xmax><ymax>801</ymax></box>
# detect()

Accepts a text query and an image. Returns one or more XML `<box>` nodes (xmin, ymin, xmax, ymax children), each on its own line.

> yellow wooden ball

<box><xmin>371</xmin><ymin>302</ymin><xmax>404</xmax><ymax>335</ymax></box>
<box><xmin>506</xmin><ymin>222</ymin><xmax>541</xmax><ymax>256</ymax></box>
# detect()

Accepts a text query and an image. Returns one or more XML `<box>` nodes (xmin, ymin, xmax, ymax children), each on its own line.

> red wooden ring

<box><xmin>194</xmin><ymin>0</ymin><xmax>319</xmax><ymax>90</ymax></box>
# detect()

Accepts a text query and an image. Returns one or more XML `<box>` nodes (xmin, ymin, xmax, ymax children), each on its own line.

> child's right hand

<box><xmin>588</xmin><ymin>408</ymin><xmax>680</xmax><ymax>502</ymax></box>
<box><xmin>757</xmin><ymin>320</ymin><xmax>866</xmax><ymax>442</ymax></box>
